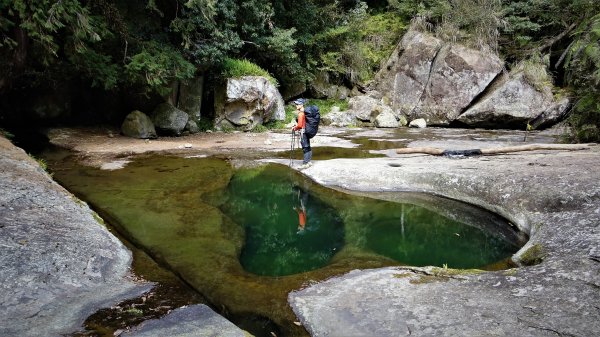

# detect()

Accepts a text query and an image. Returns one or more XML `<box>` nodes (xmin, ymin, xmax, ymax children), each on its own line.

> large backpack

<box><xmin>304</xmin><ymin>105</ymin><xmax>320</xmax><ymax>138</ymax></box>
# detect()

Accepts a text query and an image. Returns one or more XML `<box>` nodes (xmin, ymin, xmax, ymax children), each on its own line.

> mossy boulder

<box><xmin>121</xmin><ymin>110</ymin><xmax>157</xmax><ymax>139</ymax></box>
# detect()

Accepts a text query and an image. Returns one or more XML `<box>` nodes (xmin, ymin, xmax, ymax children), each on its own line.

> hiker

<box><xmin>292</xmin><ymin>186</ymin><xmax>308</xmax><ymax>232</ymax></box>
<box><xmin>291</xmin><ymin>98</ymin><xmax>320</xmax><ymax>169</ymax></box>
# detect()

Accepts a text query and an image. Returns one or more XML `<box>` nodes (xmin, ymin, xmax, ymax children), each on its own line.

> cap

<box><xmin>293</xmin><ymin>98</ymin><xmax>307</xmax><ymax>105</ymax></box>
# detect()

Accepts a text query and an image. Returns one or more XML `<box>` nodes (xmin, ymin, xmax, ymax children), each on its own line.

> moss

<box><xmin>409</xmin><ymin>274</ymin><xmax>449</xmax><ymax>285</ymax></box>
<box><xmin>518</xmin><ymin>243</ymin><xmax>546</xmax><ymax>266</ymax></box>
<box><xmin>429</xmin><ymin>267</ymin><xmax>484</xmax><ymax>277</ymax></box>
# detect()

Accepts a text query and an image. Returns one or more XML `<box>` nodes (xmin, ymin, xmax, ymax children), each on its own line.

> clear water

<box><xmin>45</xmin><ymin>154</ymin><xmax>525</xmax><ymax>336</ymax></box>
<box><xmin>208</xmin><ymin>165</ymin><xmax>523</xmax><ymax>275</ymax></box>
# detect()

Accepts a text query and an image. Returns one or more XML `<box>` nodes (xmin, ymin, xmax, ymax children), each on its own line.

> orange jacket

<box><xmin>293</xmin><ymin>112</ymin><xmax>305</xmax><ymax>131</ymax></box>
<box><xmin>297</xmin><ymin>209</ymin><xmax>306</xmax><ymax>229</ymax></box>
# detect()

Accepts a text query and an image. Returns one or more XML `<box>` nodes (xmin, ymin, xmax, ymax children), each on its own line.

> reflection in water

<box><xmin>211</xmin><ymin>164</ymin><xmax>523</xmax><ymax>275</ymax></box>
<box><xmin>213</xmin><ymin>168</ymin><xmax>345</xmax><ymax>276</ymax></box>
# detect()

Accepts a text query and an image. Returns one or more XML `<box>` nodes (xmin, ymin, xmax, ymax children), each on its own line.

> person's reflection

<box><xmin>292</xmin><ymin>186</ymin><xmax>308</xmax><ymax>233</ymax></box>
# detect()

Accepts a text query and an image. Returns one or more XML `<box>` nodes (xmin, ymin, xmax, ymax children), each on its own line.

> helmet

<box><xmin>292</xmin><ymin>98</ymin><xmax>307</xmax><ymax>105</ymax></box>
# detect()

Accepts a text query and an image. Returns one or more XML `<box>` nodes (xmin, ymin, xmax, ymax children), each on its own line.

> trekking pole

<box><xmin>289</xmin><ymin>129</ymin><xmax>295</xmax><ymax>167</ymax></box>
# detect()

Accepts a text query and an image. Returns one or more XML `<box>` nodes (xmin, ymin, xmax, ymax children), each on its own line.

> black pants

<box><xmin>300</xmin><ymin>132</ymin><xmax>312</xmax><ymax>164</ymax></box>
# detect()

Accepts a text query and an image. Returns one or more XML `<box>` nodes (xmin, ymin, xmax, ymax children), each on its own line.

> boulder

<box><xmin>373</xmin><ymin>106</ymin><xmax>400</xmax><ymax>128</ymax></box>
<box><xmin>373</xmin><ymin>28</ymin><xmax>503</xmax><ymax>125</ymax></box>
<box><xmin>457</xmin><ymin>71</ymin><xmax>570</xmax><ymax>129</ymax></box>
<box><xmin>347</xmin><ymin>96</ymin><xmax>380</xmax><ymax>122</ymax></box>
<box><xmin>215</xmin><ymin>76</ymin><xmax>285</xmax><ymax>130</ymax></box>
<box><xmin>121</xmin><ymin>110</ymin><xmax>157</xmax><ymax>139</ymax></box>
<box><xmin>322</xmin><ymin>110</ymin><xmax>357</xmax><ymax>127</ymax></box>
<box><xmin>151</xmin><ymin>103</ymin><xmax>189</xmax><ymax>136</ymax></box>
<box><xmin>530</xmin><ymin>96</ymin><xmax>571</xmax><ymax>130</ymax></box>
<box><xmin>185</xmin><ymin>120</ymin><xmax>200</xmax><ymax>134</ymax></box>
<box><xmin>409</xmin><ymin>118</ymin><xmax>427</xmax><ymax>128</ymax></box>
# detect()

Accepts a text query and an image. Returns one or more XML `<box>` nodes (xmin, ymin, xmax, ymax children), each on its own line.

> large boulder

<box><xmin>373</xmin><ymin>28</ymin><xmax>503</xmax><ymax>125</ymax></box>
<box><xmin>347</xmin><ymin>96</ymin><xmax>381</xmax><ymax>122</ymax></box>
<box><xmin>322</xmin><ymin>109</ymin><xmax>357</xmax><ymax>127</ymax></box>
<box><xmin>215</xmin><ymin>76</ymin><xmax>285</xmax><ymax>130</ymax></box>
<box><xmin>121</xmin><ymin>110</ymin><xmax>157</xmax><ymax>139</ymax></box>
<box><xmin>457</xmin><ymin>71</ymin><xmax>570</xmax><ymax>129</ymax></box>
<box><xmin>151</xmin><ymin>103</ymin><xmax>189</xmax><ymax>136</ymax></box>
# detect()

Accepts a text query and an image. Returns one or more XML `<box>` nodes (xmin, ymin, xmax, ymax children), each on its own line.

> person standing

<box><xmin>291</xmin><ymin>98</ymin><xmax>316</xmax><ymax>169</ymax></box>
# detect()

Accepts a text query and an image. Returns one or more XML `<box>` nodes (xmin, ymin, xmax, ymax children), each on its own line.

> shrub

<box><xmin>221</xmin><ymin>58</ymin><xmax>278</xmax><ymax>86</ymax></box>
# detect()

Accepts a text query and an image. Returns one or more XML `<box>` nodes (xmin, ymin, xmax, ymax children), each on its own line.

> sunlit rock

<box><xmin>215</xmin><ymin>76</ymin><xmax>285</xmax><ymax>130</ymax></box>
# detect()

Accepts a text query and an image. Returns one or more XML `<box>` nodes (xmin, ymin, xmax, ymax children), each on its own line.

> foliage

<box><xmin>317</xmin><ymin>8</ymin><xmax>407</xmax><ymax>83</ymax></box>
<box><xmin>389</xmin><ymin>0</ymin><xmax>504</xmax><ymax>52</ymax></box>
<box><xmin>309</xmin><ymin>98</ymin><xmax>349</xmax><ymax>115</ymax></box>
<box><xmin>125</xmin><ymin>42</ymin><xmax>196</xmax><ymax>95</ymax></box>
<box><xmin>565</xmin><ymin>13</ymin><xmax>600</xmax><ymax>143</ymax></box>
<box><xmin>221</xmin><ymin>58</ymin><xmax>278</xmax><ymax>86</ymax></box>
<box><xmin>513</xmin><ymin>54</ymin><xmax>553</xmax><ymax>92</ymax></box>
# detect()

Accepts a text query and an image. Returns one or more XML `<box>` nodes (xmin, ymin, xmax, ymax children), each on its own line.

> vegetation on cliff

<box><xmin>0</xmin><ymin>0</ymin><xmax>598</xmax><ymax>140</ymax></box>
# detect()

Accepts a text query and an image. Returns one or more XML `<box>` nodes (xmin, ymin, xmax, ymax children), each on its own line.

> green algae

<box><xmin>49</xmin><ymin>155</ymin><xmax>525</xmax><ymax>337</ymax></box>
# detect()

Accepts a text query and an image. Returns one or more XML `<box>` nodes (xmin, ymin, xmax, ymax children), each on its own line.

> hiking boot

<box><xmin>298</xmin><ymin>162</ymin><xmax>312</xmax><ymax>170</ymax></box>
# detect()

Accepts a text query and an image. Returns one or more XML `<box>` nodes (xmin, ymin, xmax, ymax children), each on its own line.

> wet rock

<box><xmin>121</xmin><ymin>110</ymin><xmax>157</xmax><ymax>139</ymax></box>
<box><xmin>151</xmin><ymin>103</ymin><xmax>189</xmax><ymax>136</ymax></box>
<box><xmin>122</xmin><ymin>304</ymin><xmax>248</xmax><ymax>337</ymax></box>
<box><xmin>0</xmin><ymin>136</ymin><xmax>149</xmax><ymax>337</ymax></box>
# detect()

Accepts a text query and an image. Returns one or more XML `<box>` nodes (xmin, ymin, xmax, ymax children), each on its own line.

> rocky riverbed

<box><xmin>2</xmin><ymin>125</ymin><xmax>599</xmax><ymax>336</ymax></box>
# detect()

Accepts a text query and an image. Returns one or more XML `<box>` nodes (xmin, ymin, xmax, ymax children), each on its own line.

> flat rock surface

<box><xmin>122</xmin><ymin>304</ymin><xmax>248</xmax><ymax>337</ymax></box>
<box><xmin>0</xmin><ymin>136</ymin><xmax>149</xmax><ymax>336</ymax></box>
<box><xmin>289</xmin><ymin>146</ymin><xmax>600</xmax><ymax>336</ymax></box>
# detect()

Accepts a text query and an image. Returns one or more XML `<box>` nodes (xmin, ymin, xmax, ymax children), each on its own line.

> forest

<box><xmin>1</xmin><ymin>0</ymin><xmax>599</xmax><ymax>141</ymax></box>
